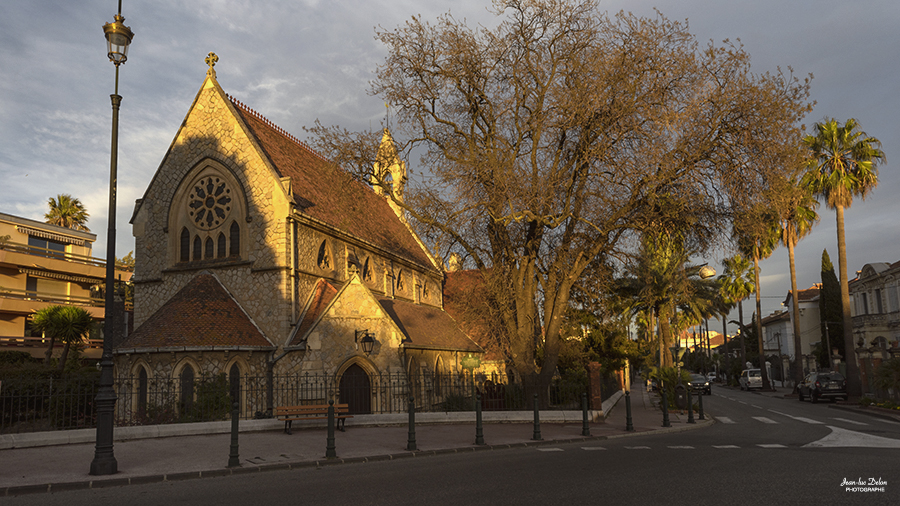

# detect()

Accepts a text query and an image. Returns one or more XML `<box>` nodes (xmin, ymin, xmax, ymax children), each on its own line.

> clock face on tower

<box><xmin>187</xmin><ymin>176</ymin><xmax>232</xmax><ymax>230</ymax></box>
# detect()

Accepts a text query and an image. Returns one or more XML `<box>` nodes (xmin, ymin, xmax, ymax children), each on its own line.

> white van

<box><xmin>739</xmin><ymin>369</ymin><xmax>762</xmax><ymax>390</ymax></box>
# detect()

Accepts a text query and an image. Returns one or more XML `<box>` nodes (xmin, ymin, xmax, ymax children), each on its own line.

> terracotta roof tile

<box><xmin>377</xmin><ymin>296</ymin><xmax>482</xmax><ymax>353</ymax></box>
<box><xmin>231</xmin><ymin>99</ymin><xmax>434</xmax><ymax>268</ymax></box>
<box><xmin>290</xmin><ymin>279</ymin><xmax>340</xmax><ymax>346</ymax></box>
<box><xmin>116</xmin><ymin>274</ymin><xmax>272</xmax><ymax>350</ymax></box>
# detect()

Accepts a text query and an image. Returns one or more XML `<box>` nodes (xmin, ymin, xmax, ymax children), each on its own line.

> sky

<box><xmin>2</xmin><ymin>0</ymin><xmax>898</xmax><ymax>330</ymax></box>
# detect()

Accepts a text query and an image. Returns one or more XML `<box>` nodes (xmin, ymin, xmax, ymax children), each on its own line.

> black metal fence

<box><xmin>1</xmin><ymin>372</ymin><xmax>608</xmax><ymax>435</ymax></box>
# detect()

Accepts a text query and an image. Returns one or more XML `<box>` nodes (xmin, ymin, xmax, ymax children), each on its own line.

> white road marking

<box><xmin>717</xmin><ymin>417</ymin><xmax>736</xmax><ymax>424</ymax></box>
<box><xmin>738</xmin><ymin>401</ymin><xmax>748</xmax><ymax>405</ymax></box>
<box><xmin>767</xmin><ymin>410</ymin><xmax>824</xmax><ymax>424</ymax></box>
<box><xmin>752</xmin><ymin>417</ymin><xmax>778</xmax><ymax>424</ymax></box>
<box><xmin>625</xmin><ymin>446</ymin><xmax>651</xmax><ymax>450</ymax></box>
<box><xmin>667</xmin><ymin>446</ymin><xmax>694</xmax><ymax>449</ymax></box>
<box><xmin>875</xmin><ymin>418</ymin><xmax>900</xmax><ymax>425</ymax></box>
<box><xmin>537</xmin><ymin>448</ymin><xmax>564</xmax><ymax>452</ymax></box>
<box><xmin>751</xmin><ymin>405</ymin><xmax>763</xmax><ymax>409</ymax></box>
<box><xmin>712</xmin><ymin>445</ymin><xmax>740</xmax><ymax>449</ymax></box>
<box><xmin>581</xmin><ymin>447</ymin><xmax>606</xmax><ymax>451</ymax></box>
<box><xmin>757</xmin><ymin>444</ymin><xmax>787</xmax><ymax>448</ymax></box>
<box><xmin>804</xmin><ymin>426</ymin><xmax>900</xmax><ymax>448</ymax></box>
<box><xmin>830</xmin><ymin>417</ymin><xmax>868</xmax><ymax>426</ymax></box>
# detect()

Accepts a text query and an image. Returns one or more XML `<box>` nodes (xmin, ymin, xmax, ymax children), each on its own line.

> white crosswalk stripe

<box><xmin>712</xmin><ymin>445</ymin><xmax>740</xmax><ymax>449</ymax></box>
<box><xmin>768</xmin><ymin>409</ymin><xmax>824</xmax><ymax>425</ymax></box>
<box><xmin>752</xmin><ymin>417</ymin><xmax>778</xmax><ymax>424</ymax></box>
<box><xmin>717</xmin><ymin>417</ymin><xmax>736</xmax><ymax>424</ymax></box>
<box><xmin>581</xmin><ymin>447</ymin><xmax>606</xmax><ymax>451</ymax></box>
<box><xmin>624</xmin><ymin>446</ymin><xmax>651</xmax><ymax>450</ymax></box>
<box><xmin>757</xmin><ymin>444</ymin><xmax>787</xmax><ymax>448</ymax></box>
<box><xmin>831</xmin><ymin>417</ymin><xmax>868</xmax><ymax>426</ymax></box>
<box><xmin>667</xmin><ymin>446</ymin><xmax>694</xmax><ymax>449</ymax></box>
<box><xmin>537</xmin><ymin>448</ymin><xmax>564</xmax><ymax>452</ymax></box>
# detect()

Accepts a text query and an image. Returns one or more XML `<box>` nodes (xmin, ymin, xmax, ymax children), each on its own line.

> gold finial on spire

<box><xmin>205</xmin><ymin>52</ymin><xmax>219</xmax><ymax>78</ymax></box>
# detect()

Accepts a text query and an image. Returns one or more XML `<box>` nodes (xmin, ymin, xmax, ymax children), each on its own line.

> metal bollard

<box><xmin>687</xmin><ymin>388</ymin><xmax>695</xmax><ymax>424</ymax></box>
<box><xmin>325</xmin><ymin>400</ymin><xmax>336</xmax><ymax>459</ymax></box>
<box><xmin>407</xmin><ymin>396</ymin><xmax>417</xmax><ymax>451</ymax></box>
<box><xmin>625</xmin><ymin>391</ymin><xmax>634</xmax><ymax>432</ymax></box>
<box><xmin>475</xmin><ymin>394</ymin><xmax>485</xmax><ymax>445</ymax></box>
<box><xmin>227</xmin><ymin>401</ymin><xmax>240</xmax><ymax>467</ymax></box>
<box><xmin>581</xmin><ymin>392</ymin><xmax>590</xmax><ymax>436</ymax></box>
<box><xmin>698</xmin><ymin>389</ymin><xmax>705</xmax><ymax>420</ymax></box>
<box><xmin>532</xmin><ymin>393</ymin><xmax>542</xmax><ymax>440</ymax></box>
<box><xmin>661</xmin><ymin>387</ymin><xmax>671</xmax><ymax>428</ymax></box>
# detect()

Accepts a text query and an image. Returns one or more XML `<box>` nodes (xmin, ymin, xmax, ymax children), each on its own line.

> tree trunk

<box><xmin>788</xmin><ymin>239</ymin><xmax>804</xmax><ymax>391</ymax></box>
<box><xmin>836</xmin><ymin>205</ymin><xmax>863</xmax><ymax>397</ymax></box>
<box><xmin>738</xmin><ymin>301</ymin><xmax>746</xmax><ymax>367</ymax></box>
<box><xmin>753</xmin><ymin>252</ymin><xmax>772</xmax><ymax>390</ymax></box>
<box><xmin>722</xmin><ymin>317</ymin><xmax>729</xmax><ymax>382</ymax></box>
<box><xmin>43</xmin><ymin>336</ymin><xmax>56</xmax><ymax>366</ymax></box>
<box><xmin>57</xmin><ymin>342</ymin><xmax>71</xmax><ymax>372</ymax></box>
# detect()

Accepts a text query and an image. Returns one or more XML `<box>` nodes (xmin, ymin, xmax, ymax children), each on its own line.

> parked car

<box><xmin>739</xmin><ymin>369</ymin><xmax>762</xmax><ymax>390</ymax></box>
<box><xmin>798</xmin><ymin>371</ymin><xmax>848</xmax><ymax>403</ymax></box>
<box><xmin>706</xmin><ymin>372</ymin><xmax>718</xmax><ymax>383</ymax></box>
<box><xmin>689</xmin><ymin>373</ymin><xmax>711</xmax><ymax>395</ymax></box>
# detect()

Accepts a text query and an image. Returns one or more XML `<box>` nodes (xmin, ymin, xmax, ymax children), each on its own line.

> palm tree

<box><xmin>803</xmin><ymin>118</ymin><xmax>885</xmax><ymax>398</ymax></box>
<box><xmin>45</xmin><ymin>194</ymin><xmax>90</xmax><ymax>231</ymax></box>
<box><xmin>777</xmin><ymin>175</ymin><xmax>819</xmax><ymax>389</ymax></box>
<box><xmin>718</xmin><ymin>255</ymin><xmax>755</xmax><ymax>367</ymax></box>
<box><xmin>31</xmin><ymin>305</ymin><xmax>94</xmax><ymax>370</ymax></box>
<box><xmin>32</xmin><ymin>305</ymin><xmax>62</xmax><ymax>366</ymax></box>
<box><xmin>52</xmin><ymin>306</ymin><xmax>95</xmax><ymax>371</ymax></box>
<box><xmin>736</xmin><ymin>204</ymin><xmax>781</xmax><ymax>390</ymax></box>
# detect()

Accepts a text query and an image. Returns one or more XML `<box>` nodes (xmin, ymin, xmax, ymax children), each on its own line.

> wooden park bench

<box><xmin>275</xmin><ymin>403</ymin><xmax>352</xmax><ymax>435</ymax></box>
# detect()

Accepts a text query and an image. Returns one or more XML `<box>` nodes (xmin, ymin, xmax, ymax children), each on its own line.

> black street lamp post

<box><xmin>91</xmin><ymin>0</ymin><xmax>133</xmax><ymax>476</ymax></box>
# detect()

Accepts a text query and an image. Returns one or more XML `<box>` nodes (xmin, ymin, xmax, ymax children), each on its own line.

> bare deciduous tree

<box><xmin>310</xmin><ymin>0</ymin><xmax>811</xmax><ymax>406</ymax></box>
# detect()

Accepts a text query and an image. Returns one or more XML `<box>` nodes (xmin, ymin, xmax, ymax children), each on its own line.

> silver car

<box><xmin>739</xmin><ymin>368</ymin><xmax>762</xmax><ymax>390</ymax></box>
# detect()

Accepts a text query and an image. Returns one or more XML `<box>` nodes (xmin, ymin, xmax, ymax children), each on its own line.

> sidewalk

<box><xmin>0</xmin><ymin>388</ymin><xmax>711</xmax><ymax>496</ymax></box>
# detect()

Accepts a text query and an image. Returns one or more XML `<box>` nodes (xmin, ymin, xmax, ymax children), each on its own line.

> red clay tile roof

<box><xmin>230</xmin><ymin>98</ymin><xmax>434</xmax><ymax>268</ymax></box>
<box><xmin>442</xmin><ymin>270</ymin><xmax>505</xmax><ymax>360</ymax></box>
<box><xmin>116</xmin><ymin>274</ymin><xmax>273</xmax><ymax>350</ymax></box>
<box><xmin>783</xmin><ymin>285</ymin><xmax>820</xmax><ymax>305</ymax></box>
<box><xmin>290</xmin><ymin>278</ymin><xmax>340</xmax><ymax>346</ymax></box>
<box><xmin>378</xmin><ymin>296</ymin><xmax>482</xmax><ymax>353</ymax></box>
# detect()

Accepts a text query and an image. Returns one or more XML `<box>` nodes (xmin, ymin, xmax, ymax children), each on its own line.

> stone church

<box><xmin>114</xmin><ymin>56</ymin><xmax>482</xmax><ymax>415</ymax></box>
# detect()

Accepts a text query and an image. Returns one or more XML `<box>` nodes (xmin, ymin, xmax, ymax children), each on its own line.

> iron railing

<box><xmin>1</xmin><ymin>372</ymin><xmax>612</xmax><ymax>435</ymax></box>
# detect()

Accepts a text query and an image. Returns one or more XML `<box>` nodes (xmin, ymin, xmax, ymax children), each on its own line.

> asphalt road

<box><xmin>6</xmin><ymin>387</ymin><xmax>898</xmax><ymax>506</ymax></box>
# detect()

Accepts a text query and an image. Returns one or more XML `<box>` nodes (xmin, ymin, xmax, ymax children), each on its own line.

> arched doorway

<box><xmin>339</xmin><ymin>364</ymin><xmax>371</xmax><ymax>414</ymax></box>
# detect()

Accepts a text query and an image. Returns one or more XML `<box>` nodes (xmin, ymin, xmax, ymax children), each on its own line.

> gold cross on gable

<box><xmin>205</xmin><ymin>52</ymin><xmax>219</xmax><ymax>77</ymax></box>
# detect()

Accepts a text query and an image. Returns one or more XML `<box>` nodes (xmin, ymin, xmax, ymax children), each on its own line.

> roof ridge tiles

<box><xmin>226</xmin><ymin>93</ymin><xmax>329</xmax><ymax>163</ymax></box>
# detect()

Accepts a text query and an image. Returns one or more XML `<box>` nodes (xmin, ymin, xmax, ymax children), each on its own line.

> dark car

<box><xmin>689</xmin><ymin>374</ymin><xmax>711</xmax><ymax>395</ymax></box>
<box><xmin>798</xmin><ymin>371</ymin><xmax>848</xmax><ymax>403</ymax></box>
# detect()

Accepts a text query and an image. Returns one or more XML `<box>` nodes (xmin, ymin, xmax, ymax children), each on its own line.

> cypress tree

<box><xmin>818</xmin><ymin>249</ymin><xmax>844</xmax><ymax>368</ymax></box>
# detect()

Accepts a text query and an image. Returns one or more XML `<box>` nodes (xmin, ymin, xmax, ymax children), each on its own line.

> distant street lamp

<box><xmin>91</xmin><ymin>0</ymin><xmax>133</xmax><ymax>476</ymax></box>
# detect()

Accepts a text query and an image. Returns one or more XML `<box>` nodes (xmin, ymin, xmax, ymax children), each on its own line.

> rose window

<box><xmin>188</xmin><ymin>176</ymin><xmax>232</xmax><ymax>229</ymax></box>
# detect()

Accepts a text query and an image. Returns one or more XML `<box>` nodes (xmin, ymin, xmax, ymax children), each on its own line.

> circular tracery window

<box><xmin>188</xmin><ymin>176</ymin><xmax>232</xmax><ymax>229</ymax></box>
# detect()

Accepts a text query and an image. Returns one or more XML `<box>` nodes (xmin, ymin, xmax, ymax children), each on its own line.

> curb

<box><xmin>0</xmin><ymin>417</ymin><xmax>716</xmax><ymax>497</ymax></box>
<box><xmin>827</xmin><ymin>403</ymin><xmax>900</xmax><ymax>424</ymax></box>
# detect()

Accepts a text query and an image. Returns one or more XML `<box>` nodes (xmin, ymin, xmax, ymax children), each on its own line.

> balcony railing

<box><xmin>0</xmin><ymin>241</ymin><xmax>107</xmax><ymax>268</ymax></box>
<box><xmin>0</xmin><ymin>286</ymin><xmax>106</xmax><ymax>308</ymax></box>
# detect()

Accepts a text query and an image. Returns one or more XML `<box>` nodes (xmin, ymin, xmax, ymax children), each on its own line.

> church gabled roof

<box><xmin>378</xmin><ymin>296</ymin><xmax>483</xmax><ymax>353</ymax></box>
<box><xmin>289</xmin><ymin>278</ymin><xmax>340</xmax><ymax>347</ymax></box>
<box><xmin>229</xmin><ymin>98</ymin><xmax>435</xmax><ymax>270</ymax></box>
<box><xmin>116</xmin><ymin>273</ymin><xmax>274</xmax><ymax>352</ymax></box>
